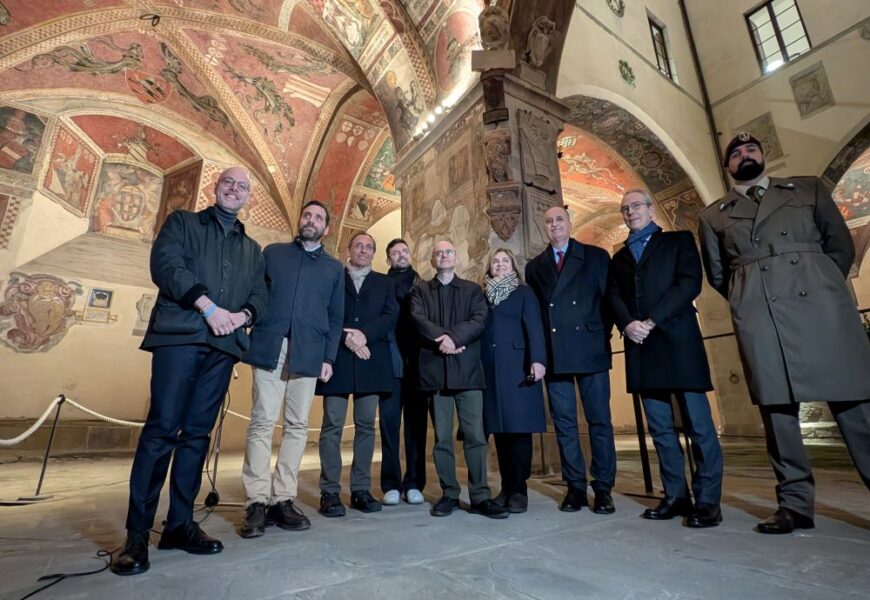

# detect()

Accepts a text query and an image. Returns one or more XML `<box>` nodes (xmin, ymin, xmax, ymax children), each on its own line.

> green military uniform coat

<box><xmin>698</xmin><ymin>176</ymin><xmax>870</xmax><ymax>406</ymax></box>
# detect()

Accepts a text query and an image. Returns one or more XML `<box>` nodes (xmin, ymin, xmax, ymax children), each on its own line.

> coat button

<box><xmin>780</xmin><ymin>230</ymin><xmax>788</xmax><ymax>236</ymax></box>
<box><xmin>572</xmin><ymin>301</ymin><xmax>576</xmax><ymax>305</ymax></box>
<box><xmin>799</xmin><ymin>291</ymin><xmax>807</xmax><ymax>297</ymax></box>
<box><xmin>354</xmin><ymin>317</ymin><xmax>359</xmax><ymax>322</ymax></box>
<box><xmin>760</xmin><ymin>266</ymin><xmax>768</xmax><ymax>272</ymax></box>
<box><xmin>549</xmin><ymin>303</ymin><xmax>554</xmax><ymax>307</ymax></box>
<box><xmin>492</xmin><ymin>343</ymin><xmax>496</xmax><ymax>348</ymax></box>
<box><xmin>790</xmin><ymin>258</ymin><xmax>799</xmax><ymax>265</ymax></box>
<box><xmin>769</xmin><ymin>296</ymin><xmax>777</xmax><ymax>302</ymax></box>
<box><xmin>753</xmin><ymin>237</ymin><xmax>760</xmax><ymax>243</ymax></box>
<box><xmin>552</xmin><ymin>328</ymin><xmax>557</xmax><ymax>333</ymax></box>
<box><xmin>575</xmin><ymin>326</ymin><xmax>580</xmax><ymax>330</ymax></box>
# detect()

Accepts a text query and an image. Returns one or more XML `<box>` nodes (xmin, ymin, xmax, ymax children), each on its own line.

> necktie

<box><xmin>556</xmin><ymin>250</ymin><xmax>565</xmax><ymax>273</ymax></box>
<box><xmin>747</xmin><ymin>185</ymin><xmax>764</xmax><ymax>203</ymax></box>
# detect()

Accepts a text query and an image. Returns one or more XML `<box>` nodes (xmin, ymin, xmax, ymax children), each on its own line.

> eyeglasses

<box><xmin>619</xmin><ymin>202</ymin><xmax>649</xmax><ymax>214</ymax></box>
<box><xmin>218</xmin><ymin>177</ymin><xmax>250</xmax><ymax>193</ymax></box>
<box><xmin>433</xmin><ymin>249</ymin><xmax>455</xmax><ymax>257</ymax></box>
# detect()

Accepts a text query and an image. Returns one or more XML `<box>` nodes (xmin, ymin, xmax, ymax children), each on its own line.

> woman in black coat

<box><xmin>481</xmin><ymin>248</ymin><xmax>548</xmax><ymax>513</ymax></box>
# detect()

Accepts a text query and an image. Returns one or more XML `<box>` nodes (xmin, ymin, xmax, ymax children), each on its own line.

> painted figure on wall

<box><xmin>0</xmin><ymin>107</ymin><xmax>46</xmax><ymax>174</ymax></box>
<box><xmin>16</xmin><ymin>38</ymin><xmax>144</xmax><ymax>75</ymax></box>
<box><xmin>322</xmin><ymin>0</ymin><xmax>375</xmax><ymax>56</ymax></box>
<box><xmin>382</xmin><ymin>70</ymin><xmax>422</xmax><ymax>146</ymax></box>
<box><xmin>0</xmin><ymin>272</ymin><xmax>82</xmax><ymax>353</ymax></box>
<box><xmin>43</xmin><ymin>127</ymin><xmax>98</xmax><ymax>213</ymax></box>
<box><xmin>224</xmin><ymin>64</ymin><xmax>295</xmax><ymax>144</ymax></box>
<box><xmin>363</xmin><ymin>139</ymin><xmax>397</xmax><ymax>195</ymax></box>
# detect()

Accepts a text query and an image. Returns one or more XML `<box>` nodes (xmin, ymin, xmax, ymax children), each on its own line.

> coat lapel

<box><xmin>636</xmin><ymin>231</ymin><xmax>664</xmax><ymax>268</ymax></box>
<box><xmin>534</xmin><ymin>251</ymin><xmax>558</xmax><ymax>300</ymax></box>
<box><xmin>344</xmin><ymin>270</ymin><xmax>358</xmax><ymax>297</ymax></box>
<box><xmin>553</xmin><ymin>240</ymin><xmax>585</xmax><ymax>298</ymax></box>
<box><xmin>754</xmin><ymin>178</ymin><xmax>794</xmax><ymax>228</ymax></box>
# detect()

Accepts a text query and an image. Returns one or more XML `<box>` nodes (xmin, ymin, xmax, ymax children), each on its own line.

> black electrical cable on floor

<box><xmin>18</xmin><ymin>389</ymin><xmax>232</xmax><ymax>599</ymax></box>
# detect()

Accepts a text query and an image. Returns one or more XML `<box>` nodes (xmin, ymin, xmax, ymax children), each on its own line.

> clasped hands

<box><xmin>197</xmin><ymin>296</ymin><xmax>246</xmax><ymax>337</ymax></box>
<box><xmin>624</xmin><ymin>319</ymin><xmax>656</xmax><ymax>345</ymax></box>
<box><xmin>435</xmin><ymin>334</ymin><xmax>465</xmax><ymax>355</ymax></box>
<box><xmin>343</xmin><ymin>328</ymin><xmax>371</xmax><ymax>360</ymax></box>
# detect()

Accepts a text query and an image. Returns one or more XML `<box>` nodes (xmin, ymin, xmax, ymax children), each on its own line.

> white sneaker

<box><xmin>404</xmin><ymin>489</ymin><xmax>424</xmax><ymax>505</ymax></box>
<box><xmin>383</xmin><ymin>489</ymin><xmax>401</xmax><ymax>505</ymax></box>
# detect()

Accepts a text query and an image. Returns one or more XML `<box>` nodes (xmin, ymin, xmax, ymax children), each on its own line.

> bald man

<box><xmin>525</xmin><ymin>206</ymin><xmax>617</xmax><ymax>514</ymax></box>
<box><xmin>112</xmin><ymin>167</ymin><xmax>267</xmax><ymax>576</ymax></box>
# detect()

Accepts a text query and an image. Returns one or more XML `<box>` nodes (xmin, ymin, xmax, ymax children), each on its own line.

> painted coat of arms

<box><xmin>0</xmin><ymin>272</ymin><xmax>82</xmax><ymax>352</ymax></box>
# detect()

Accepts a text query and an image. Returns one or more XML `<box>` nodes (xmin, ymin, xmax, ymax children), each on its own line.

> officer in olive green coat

<box><xmin>698</xmin><ymin>132</ymin><xmax>870</xmax><ymax>535</ymax></box>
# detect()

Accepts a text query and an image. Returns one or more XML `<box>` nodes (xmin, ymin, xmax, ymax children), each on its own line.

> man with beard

<box><xmin>699</xmin><ymin>133</ymin><xmax>870</xmax><ymax>534</ymax></box>
<box><xmin>379</xmin><ymin>239</ymin><xmax>428</xmax><ymax>505</ymax></box>
<box><xmin>112</xmin><ymin>167</ymin><xmax>267</xmax><ymax>576</ymax></box>
<box><xmin>239</xmin><ymin>200</ymin><xmax>344</xmax><ymax>538</ymax></box>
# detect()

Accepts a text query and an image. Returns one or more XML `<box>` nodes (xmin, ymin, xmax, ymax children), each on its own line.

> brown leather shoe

<box><xmin>756</xmin><ymin>507</ymin><xmax>814</xmax><ymax>534</ymax></box>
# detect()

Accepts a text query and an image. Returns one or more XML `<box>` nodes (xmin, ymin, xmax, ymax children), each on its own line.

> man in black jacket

<box><xmin>607</xmin><ymin>189</ymin><xmax>723</xmax><ymax>528</ymax></box>
<box><xmin>112</xmin><ymin>166</ymin><xmax>267</xmax><ymax>576</ymax></box>
<box><xmin>379</xmin><ymin>238</ymin><xmax>428</xmax><ymax>506</ymax></box>
<box><xmin>316</xmin><ymin>233</ymin><xmax>398</xmax><ymax>517</ymax></box>
<box><xmin>409</xmin><ymin>240</ymin><xmax>507</xmax><ymax>519</ymax></box>
<box><xmin>239</xmin><ymin>200</ymin><xmax>344</xmax><ymax>538</ymax></box>
<box><xmin>525</xmin><ymin>205</ymin><xmax>616</xmax><ymax>515</ymax></box>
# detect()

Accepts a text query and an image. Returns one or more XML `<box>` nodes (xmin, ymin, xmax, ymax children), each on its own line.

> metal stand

<box><xmin>199</xmin><ymin>392</ymin><xmax>243</xmax><ymax>509</ymax></box>
<box><xmin>632</xmin><ymin>393</ymin><xmax>655</xmax><ymax>495</ymax></box>
<box><xmin>1</xmin><ymin>395</ymin><xmax>65</xmax><ymax>506</ymax></box>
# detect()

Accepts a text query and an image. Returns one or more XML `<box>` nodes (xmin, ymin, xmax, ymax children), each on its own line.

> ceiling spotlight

<box><xmin>434</xmin><ymin>106</ymin><xmax>443</xmax><ymax>115</ymax></box>
<box><xmin>427</xmin><ymin>113</ymin><xmax>436</xmax><ymax>123</ymax></box>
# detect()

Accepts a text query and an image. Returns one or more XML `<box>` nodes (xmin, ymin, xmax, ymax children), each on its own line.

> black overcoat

<box><xmin>607</xmin><ymin>230</ymin><xmax>713</xmax><ymax>393</ymax></box>
<box><xmin>525</xmin><ymin>239</ymin><xmax>612</xmax><ymax>375</ymax></box>
<box><xmin>481</xmin><ymin>285</ymin><xmax>548</xmax><ymax>434</ymax></box>
<box><xmin>317</xmin><ymin>270</ymin><xmax>398</xmax><ymax>396</ymax></box>
<box><xmin>409</xmin><ymin>275</ymin><xmax>488</xmax><ymax>392</ymax></box>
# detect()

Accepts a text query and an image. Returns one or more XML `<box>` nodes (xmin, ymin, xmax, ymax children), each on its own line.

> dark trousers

<box><xmin>429</xmin><ymin>390</ymin><xmax>490</xmax><ymax>503</ymax></box>
<box><xmin>642</xmin><ymin>391</ymin><xmax>723</xmax><ymax>506</ymax></box>
<box><xmin>126</xmin><ymin>345</ymin><xmax>235</xmax><ymax>532</ymax></box>
<box><xmin>545</xmin><ymin>370</ymin><xmax>616</xmax><ymax>492</ymax></box>
<box><xmin>493</xmin><ymin>433</ymin><xmax>532</xmax><ymax>496</ymax></box>
<box><xmin>319</xmin><ymin>394</ymin><xmax>379</xmax><ymax>494</ymax></box>
<box><xmin>760</xmin><ymin>400</ymin><xmax>870</xmax><ymax>518</ymax></box>
<box><xmin>379</xmin><ymin>377</ymin><xmax>429</xmax><ymax>493</ymax></box>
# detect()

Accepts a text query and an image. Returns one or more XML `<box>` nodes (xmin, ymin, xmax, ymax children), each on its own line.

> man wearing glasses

<box><xmin>113</xmin><ymin>167</ymin><xmax>267</xmax><ymax>576</ymax></box>
<box><xmin>239</xmin><ymin>200</ymin><xmax>344</xmax><ymax>538</ymax></box>
<box><xmin>607</xmin><ymin>189</ymin><xmax>723</xmax><ymax>528</ymax></box>
<box><xmin>409</xmin><ymin>240</ymin><xmax>508</xmax><ymax>519</ymax></box>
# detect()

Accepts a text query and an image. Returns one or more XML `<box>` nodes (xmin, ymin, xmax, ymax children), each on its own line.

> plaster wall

<box><xmin>5</xmin><ymin>190</ymin><xmax>87</xmax><ymax>272</ymax></box>
<box><xmin>558</xmin><ymin>3</ymin><xmax>725</xmax><ymax>205</ymax></box>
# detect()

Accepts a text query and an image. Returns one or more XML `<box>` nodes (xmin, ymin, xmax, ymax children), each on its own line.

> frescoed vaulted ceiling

<box><xmin>0</xmin><ymin>0</ymin><xmax>486</xmax><ymax>236</ymax></box>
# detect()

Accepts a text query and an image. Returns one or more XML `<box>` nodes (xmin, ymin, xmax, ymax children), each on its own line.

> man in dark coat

<box><xmin>409</xmin><ymin>240</ymin><xmax>507</xmax><ymax>519</ymax></box>
<box><xmin>699</xmin><ymin>133</ymin><xmax>870</xmax><ymax>534</ymax></box>
<box><xmin>112</xmin><ymin>166</ymin><xmax>267</xmax><ymax>576</ymax></box>
<box><xmin>608</xmin><ymin>189</ymin><xmax>723</xmax><ymax>528</ymax></box>
<box><xmin>316</xmin><ymin>232</ymin><xmax>398</xmax><ymax>517</ymax></box>
<box><xmin>525</xmin><ymin>205</ymin><xmax>617</xmax><ymax>514</ymax></box>
<box><xmin>379</xmin><ymin>238</ymin><xmax>428</xmax><ymax>506</ymax></box>
<box><xmin>239</xmin><ymin>200</ymin><xmax>344</xmax><ymax>538</ymax></box>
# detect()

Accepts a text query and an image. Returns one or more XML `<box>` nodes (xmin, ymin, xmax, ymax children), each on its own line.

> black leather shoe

<box><xmin>350</xmin><ymin>490</ymin><xmax>383</xmax><ymax>513</ymax></box>
<box><xmin>158</xmin><ymin>522</ymin><xmax>223</xmax><ymax>554</ymax></box>
<box><xmin>641</xmin><ymin>496</ymin><xmax>692</xmax><ymax>520</ymax></box>
<box><xmin>430</xmin><ymin>496</ymin><xmax>460</xmax><ymax>517</ymax></box>
<box><xmin>559</xmin><ymin>487</ymin><xmax>588</xmax><ymax>512</ymax></box>
<box><xmin>493</xmin><ymin>490</ymin><xmax>509</xmax><ymax>508</ymax></box>
<box><xmin>240</xmin><ymin>502</ymin><xmax>267</xmax><ymax>538</ymax></box>
<box><xmin>687</xmin><ymin>503</ymin><xmax>722</xmax><ymax>528</ymax></box>
<box><xmin>756</xmin><ymin>507</ymin><xmax>815</xmax><ymax>534</ymax></box>
<box><xmin>268</xmin><ymin>499</ymin><xmax>311</xmax><ymax>531</ymax></box>
<box><xmin>319</xmin><ymin>492</ymin><xmax>346</xmax><ymax>518</ymax></box>
<box><xmin>469</xmin><ymin>498</ymin><xmax>509</xmax><ymax>519</ymax></box>
<box><xmin>111</xmin><ymin>530</ymin><xmax>150</xmax><ymax>576</ymax></box>
<box><xmin>507</xmin><ymin>492</ymin><xmax>528</xmax><ymax>514</ymax></box>
<box><xmin>593</xmin><ymin>490</ymin><xmax>615</xmax><ymax>514</ymax></box>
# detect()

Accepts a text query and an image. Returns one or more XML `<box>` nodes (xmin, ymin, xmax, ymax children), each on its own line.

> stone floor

<box><xmin>1</xmin><ymin>439</ymin><xmax>868</xmax><ymax>600</ymax></box>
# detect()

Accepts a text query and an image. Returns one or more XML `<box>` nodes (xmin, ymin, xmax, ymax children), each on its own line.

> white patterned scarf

<box><xmin>484</xmin><ymin>271</ymin><xmax>519</xmax><ymax>307</ymax></box>
<box><xmin>346</xmin><ymin>263</ymin><xmax>372</xmax><ymax>292</ymax></box>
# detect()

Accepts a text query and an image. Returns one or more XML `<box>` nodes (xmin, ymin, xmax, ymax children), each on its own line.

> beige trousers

<box><xmin>242</xmin><ymin>339</ymin><xmax>317</xmax><ymax>507</ymax></box>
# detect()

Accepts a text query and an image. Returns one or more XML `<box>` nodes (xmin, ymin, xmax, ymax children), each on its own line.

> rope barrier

<box><xmin>0</xmin><ymin>396</ymin><xmax>64</xmax><ymax>447</ymax></box>
<box><xmin>0</xmin><ymin>395</ymin><xmax>361</xmax><ymax>448</ymax></box>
